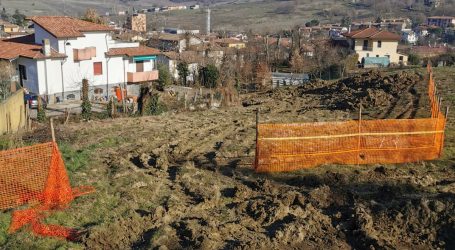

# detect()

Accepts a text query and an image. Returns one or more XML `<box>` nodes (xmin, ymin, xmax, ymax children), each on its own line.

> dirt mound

<box><xmin>8</xmin><ymin>68</ymin><xmax>455</xmax><ymax>249</ymax></box>
<box><xmin>242</xmin><ymin>70</ymin><xmax>425</xmax><ymax>120</ymax></box>
<box><xmin>300</xmin><ymin>70</ymin><xmax>422</xmax><ymax>111</ymax></box>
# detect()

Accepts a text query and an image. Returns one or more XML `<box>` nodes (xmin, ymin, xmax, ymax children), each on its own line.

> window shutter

<box><xmin>94</xmin><ymin>62</ymin><xmax>103</xmax><ymax>75</ymax></box>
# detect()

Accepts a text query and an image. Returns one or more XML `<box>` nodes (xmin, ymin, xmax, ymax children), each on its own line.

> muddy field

<box><xmin>2</xmin><ymin>68</ymin><xmax>455</xmax><ymax>249</ymax></box>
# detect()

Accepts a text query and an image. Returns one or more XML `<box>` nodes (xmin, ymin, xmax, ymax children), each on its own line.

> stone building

<box><xmin>126</xmin><ymin>13</ymin><xmax>146</xmax><ymax>33</ymax></box>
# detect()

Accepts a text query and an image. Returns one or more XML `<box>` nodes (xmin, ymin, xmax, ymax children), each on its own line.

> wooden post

<box><xmin>6</xmin><ymin>113</ymin><xmax>10</xmax><ymax>133</ymax></box>
<box><xmin>255</xmin><ymin>109</ymin><xmax>259</xmax><ymax>170</ymax></box>
<box><xmin>120</xmin><ymin>84</ymin><xmax>126</xmax><ymax>113</ymax></box>
<box><xmin>64</xmin><ymin>108</ymin><xmax>71</xmax><ymax>125</ymax></box>
<box><xmin>110</xmin><ymin>96</ymin><xmax>115</xmax><ymax>118</ymax></box>
<box><xmin>439</xmin><ymin>106</ymin><xmax>450</xmax><ymax>158</ymax></box>
<box><xmin>184</xmin><ymin>93</ymin><xmax>188</xmax><ymax>110</ymax></box>
<box><xmin>19</xmin><ymin>105</ymin><xmax>23</xmax><ymax>131</ymax></box>
<box><xmin>438</xmin><ymin>98</ymin><xmax>442</xmax><ymax>116</ymax></box>
<box><xmin>357</xmin><ymin>105</ymin><xmax>362</xmax><ymax>166</ymax></box>
<box><xmin>26</xmin><ymin>104</ymin><xmax>31</xmax><ymax>131</ymax></box>
<box><xmin>50</xmin><ymin>118</ymin><xmax>56</xmax><ymax>142</ymax></box>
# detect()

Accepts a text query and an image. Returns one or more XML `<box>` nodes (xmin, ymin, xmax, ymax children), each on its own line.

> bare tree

<box><xmin>290</xmin><ymin>49</ymin><xmax>304</xmax><ymax>73</ymax></box>
<box><xmin>81</xmin><ymin>8</ymin><xmax>107</xmax><ymax>25</ymax></box>
<box><xmin>0</xmin><ymin>61</ymin><xmax>14</xmax><ymax>100</ymax></box>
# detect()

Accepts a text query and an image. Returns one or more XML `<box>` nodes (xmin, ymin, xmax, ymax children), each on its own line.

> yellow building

<box><xmin>345</xmin><ymin>27</ymin><xmax>407</xmax><ymax>66</ymax></box>
<box><xmin>2</xmin><ymin>23</ymin><xmax>20</xmax><ymax>33</ymax></box>
<box><xmin>215</xmin><ymin>38</ymin><xmax>246</xmax><ymax>49</ymax></box>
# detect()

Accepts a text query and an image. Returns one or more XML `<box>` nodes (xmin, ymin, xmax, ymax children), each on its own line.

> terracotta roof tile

<box><xmin>345</xmin><ymin>27</ymin><xmax>401</xmax><ymax>40</ymax></box>
<box><xmin>0</xmin><ymin>34</ymin><xmax>66</xmax><ymax>60</ymax></box>
<box><xmin>162</xmin><ymin>51</ymin><xmax>204</xmax><ymax>64</ymax></box>
<box><xmin>106</xmin><ymin>46</ymin><xmax>161</xmax><ymax>57</ymax></box>
<box><xmin>29</xmin><ymin>16</ymin><xmax>113</xmax><ymax>38</ymax></box>
<box><xmin>157</xmin><ymin>33</ymin><xmax>184</xmax><ymax>41</ymax></box>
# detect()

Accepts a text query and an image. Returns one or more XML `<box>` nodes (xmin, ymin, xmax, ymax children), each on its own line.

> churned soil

<box><xmin>18</xmin><ymin>69</ymin><xmax>455</xmax><ymax>249</ymax></box>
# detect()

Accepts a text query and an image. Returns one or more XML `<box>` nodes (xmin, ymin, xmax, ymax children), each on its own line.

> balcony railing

<box><xmin>362</xmin><ymin>46</ymin><xmax>373</xmax><ymax>51</ymax></box>
<box><xmin>127</xmin><ymin>70</ymin><xmax>159</xmax><ymax>83</ymax></box>
<box><xmin>73</xmin><ymin>47</ymin><xmax>96</xmax><ymax>61</ymax></box>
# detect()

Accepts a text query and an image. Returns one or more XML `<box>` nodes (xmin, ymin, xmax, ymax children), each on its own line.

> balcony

<box><xmin>362</xmin><ymin>46</ymin><xmax>373</xmax><ymax>51</ymax></box>
<box><xmin>127</xmin><ymin>70</ymin><xmax>159</xmax><ymax>83</ymax></box>
<box><xmin>73</xmin><ymin>47</ymin><xmax>96</xmax><ymax>61</ymax></box>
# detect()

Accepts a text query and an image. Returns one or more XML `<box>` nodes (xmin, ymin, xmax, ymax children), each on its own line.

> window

<box><xmin>363</xmin><ymin>40</ymin><xmax>369</xmax><ymax>50</ymax></box>
<box><xmin>93</xmin><ymin>62</ymin><xmax>103</xmax><ymax>75</ymax></box>
<box><xmin>67</xmin><ymin>94</ymin><xmax>76</xmax><ymax>100</ymax></box>
<box><xmin>94</xmin><ymin>88</ymin><xmax>103</xmax><ymax>94</ymax></box>
<box><xmin>399</xmin><ymin>56</ymin><xmax>404</xmax><ymax>61</ymax></box>
<box><xmin>366</xmin><ymin>53</ymin><xmax>370</xmax><ymax>57</ymax></box>
<box><xmin>18</xmin><ymin>65</ymin><xmax>27</xmax><ymax>80</ymax></box>
<box><xmin>136</xmin><ymin>61</ymin><xmax>144</xmax><ymax>72</ymax></box>
<box><xmin>376</xmin><ymin>55</ymin><xmax>379</xmax><ymax>57</ymax></box>
<box><xmin>378</xmin><ymin>40</ymin><xmax>382</xmax><ymax>48</ymax></box>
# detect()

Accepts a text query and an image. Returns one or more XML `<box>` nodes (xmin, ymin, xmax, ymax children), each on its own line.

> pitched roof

<box><xmin>188</xmin><ymin>42</ymin><xmax>223</xmax><ymax>52</ymax></box>
<box><xmin>106</xmin><ymin>46</ymin><xmax>161</xmax><ymax>57</ymax></box>
<box><xmin>215</xmin><ymin>38</ymin><xmax>245</xmax><ymax>44</ymax></box>
<box><xmin>267</xmin><ymin>37</ymin><xmax>291</xmax><ymax>48</ymax></box>
<box><xmin>0</xmin><ymin>34</ymin><xmax>66</xmax><ymax>60</ymax></box>
<box><xmin>29</xmin><ymin>16</ymin><xmax>113</xmax><ymax>38</ymax></box>
<box><xmin>428</xmin><ymin>16</ymin><xmax>454</xmax><ymax>20</ymax></box>
<box><xmin>162</xmin><ymin>51</ymin><xmax>204</xmax><ymax>64</ymax></box>
<box><xmin>157</xmin><ymin>33</ymin><xmax>184</xmax><ymax>41</ymax></box>
<box><xmin>345</xmin><ymin>27</ymin><xmax>401</xmax><ymax>40</ymax></box>
<box><xmin>0</xmin><ymin>20</ymin><xmax>13</xmax><ymax>26</ymax></box>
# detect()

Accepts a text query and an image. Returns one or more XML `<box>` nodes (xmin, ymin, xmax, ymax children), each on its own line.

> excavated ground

<box><xmin>3</xmin><ymin>69</ymin><xmax>455</xmax><ymax>249</ymax></box>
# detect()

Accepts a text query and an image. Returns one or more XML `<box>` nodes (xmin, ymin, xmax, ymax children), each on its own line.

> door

<box><xmin>136</xmin><ymin>61</ymin><xmax>144</xmax><ymax>72</ymax></box>
<box><xmin>18</xmin><ymin>64</ymin><xmax>26</xmax><ymax>87</ymax></box>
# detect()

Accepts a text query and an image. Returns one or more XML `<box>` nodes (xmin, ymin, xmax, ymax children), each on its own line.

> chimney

<box><xmin>206</xmin><ymin>8</ymin><xmax>211</xmax><ymax>35</ymax></box>
<box><xmin>43</xmin><ymin>39</ymin><xmax>51</xmax><ymax>57</ymax></box>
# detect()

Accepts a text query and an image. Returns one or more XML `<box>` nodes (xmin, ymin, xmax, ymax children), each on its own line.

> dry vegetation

<box><xmin>3</xmin><ymin>0</ymin><xmax>454</xmax><ymax>32</ymax></box>
<box><xmin>1</xmin><ymin>66</ymin><xmax>454</xmax><ymax>249</ymax></box>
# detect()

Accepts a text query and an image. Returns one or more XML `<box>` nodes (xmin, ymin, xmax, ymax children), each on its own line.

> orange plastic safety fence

<box><xmin>255</xmin><ymin>64</ymin><xmax>447</xmax><ymax>172</ymax></box>
<box><xmin>0</xmin><ymin>142</ymin><xmax>94</xmax><ymax>240</ymax></box>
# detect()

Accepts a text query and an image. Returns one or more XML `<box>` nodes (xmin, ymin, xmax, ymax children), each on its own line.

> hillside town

<box><xmin>0</xmin><ymin>1</ymin><xmax>455</xmax><ymax>249</ymax></box>
<box><xmin>0</xmin><ymin>6</ymin><xmax>453</xmax><ymax>106</ymax></box>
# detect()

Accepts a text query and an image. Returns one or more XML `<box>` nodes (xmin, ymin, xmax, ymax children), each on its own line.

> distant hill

<box><xmin>1</xmin><ymin>0</ymin><xmax>452</xmax><ymax>32</ymax></box>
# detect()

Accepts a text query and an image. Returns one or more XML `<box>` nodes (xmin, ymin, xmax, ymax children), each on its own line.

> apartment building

<box><xmin>0</xmin><ymin>16</ymin><xmax>160</xmax><ymax>103</ymax></box>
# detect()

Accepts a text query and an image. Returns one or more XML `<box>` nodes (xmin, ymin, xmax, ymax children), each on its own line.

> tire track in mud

<box><xmin>55</xmin><ymin>69</ymin><xmax>455</xmax><ymax>249</ymax></box>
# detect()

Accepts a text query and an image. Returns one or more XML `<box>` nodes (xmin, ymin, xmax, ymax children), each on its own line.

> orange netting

<box><xmin>255</xmin><ymin>65</ymin><xmax>447</xmax><ymax>172</ymax></box>
<box><xmin>0</xmin><ymin>142</ymin><xmax>94</xmax><ymax>240</ymax></box>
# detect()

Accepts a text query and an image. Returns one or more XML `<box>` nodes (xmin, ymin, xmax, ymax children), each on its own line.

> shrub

<box><xmin>157</xmin><ymin>63</ymin><xmax>172</xmax><ymax>90</ymax></box>
<box><xmin>81</xmin><ymin>79</ymin><xmax>92</xmax><ymax>120</ymax></box>
<box><xmin>408</xmin><ymin>54</ymin><xmax>421</xmax><ymax>66</ymax></box>
<box><xmin>37</xmin><ymin>97</ymin><xmax>46</xmax><ymax>122</ymax></box>
<box><xmin>138</xmin><ymin>86</ymin><xmax>166</xmax><ymax>116</ymax></box>
<box><xmin>199</xmin><ymin>64</ymin><xmax>219</xmax><ymax>88</ymax></box>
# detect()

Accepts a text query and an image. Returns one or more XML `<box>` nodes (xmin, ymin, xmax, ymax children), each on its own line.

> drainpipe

<box><xmin>105</xmin><ymin>34</ymin><xmax>110</xmax><ymax>99</ymax></box>
<box><xmin>60</xmin><ymin>60</ymin><xmax>65</xmax><ymax>102</ymax></box>
<box><xmin>43</xmin><ymin>39</ymin><xmax>51</xmax><ymax>103</ymax></box>
<box><xmin>106</xmin><ymin>57</ymin><xmax>110</xmax><ymax>99</ymax></box>
<box><xmin>122</xmin><ymin>57</ymin><xmax>127</xmax><ymax>110</ymax></box>
<box><xmin>44</xmin><ymin>59</ymin><xmax>49</xmax><ymax>103</ymax></box>
<box><xmin>61</xmin><ymin>39</ymin><xmax>68</xmax><ymax>102</ymax></box>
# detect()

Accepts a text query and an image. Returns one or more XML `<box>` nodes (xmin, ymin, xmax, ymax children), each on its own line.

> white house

<box><xmin>0</xmin><ymin>16</ymin><xmax>160</xmax><ymax>103</ymax></box>
<box><xmin>158</xmin><ymin>51</ymin><xmax>203</xmax><ymax>84</ymax></box>
<box><xmin>345</xmin><ymin>27</ymin><xmax>408</xmax><ymax>66</ymax></box>
<box><xmin>401</xmin><ymin>29</ymin><xmax>418</xmax><ymax>45</ymax></box>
